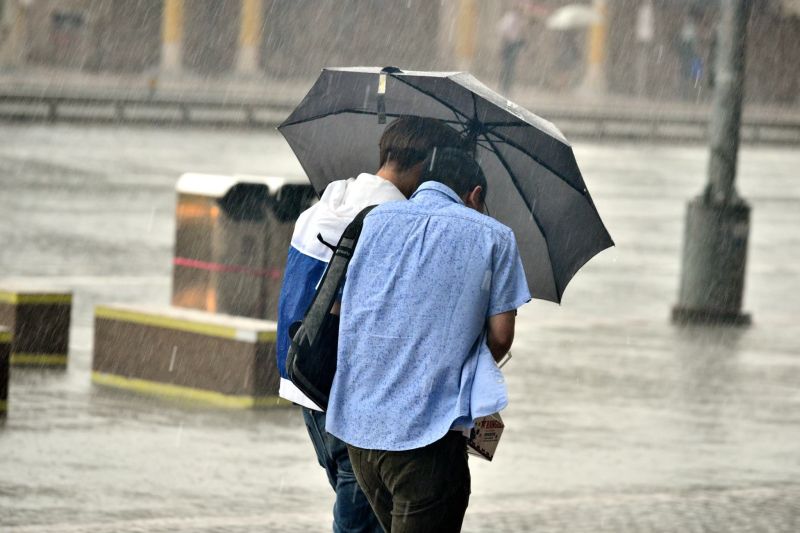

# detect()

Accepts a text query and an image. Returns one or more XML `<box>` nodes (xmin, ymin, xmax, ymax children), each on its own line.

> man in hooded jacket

<box><xmin>276</xmin><ymin>116</ymin><xmax>464</xmax><ymax>533</ymax></box>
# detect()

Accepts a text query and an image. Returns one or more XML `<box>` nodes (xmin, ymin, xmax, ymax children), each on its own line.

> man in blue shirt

<box><xmin>276</xmin><ymin>117</ymin><xmax>464</xmax><ymax>533</ymax></box>
<box><xmin>327</xmin><ymin>148</ymin><xmax>531</xmax><ymax>532</ymax></box>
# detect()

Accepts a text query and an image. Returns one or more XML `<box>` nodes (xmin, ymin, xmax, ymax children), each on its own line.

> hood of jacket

<box><xmin>290</xmin><ymin>173</ymin><xmax>405</xmax><ymax>262</ymax></box>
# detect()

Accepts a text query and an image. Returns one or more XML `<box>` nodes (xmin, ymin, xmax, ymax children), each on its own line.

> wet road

<box><xmin>1</xmin><ymin>125</ymin><xmax>799</xmax><ymax>532</ymax></box>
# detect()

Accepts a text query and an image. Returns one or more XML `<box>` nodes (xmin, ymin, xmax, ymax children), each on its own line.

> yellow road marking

<box><xmin>91</xmin><ymin>372</ymin><xmax>290</xmax><ymax>409</ymax></box>
<box><xmin>10</xmin><ymin>354</ymin><xmax>68</xmax><ymax>366</ymax></box>
<box><xmin>0</xmin><ymin>292</ymin><xmax>72</xmax><ymax>305</ymax></box>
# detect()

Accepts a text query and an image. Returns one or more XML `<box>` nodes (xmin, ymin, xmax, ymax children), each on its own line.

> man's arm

<box><xmin>487</xmin><ymin>311</ymin><xmax>515</xmax><ymax>362</ymax></box>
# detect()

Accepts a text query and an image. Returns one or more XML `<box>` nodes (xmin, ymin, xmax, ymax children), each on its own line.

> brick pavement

<box><xmin>6</xmin><ymin>485</ymin><xmax>799</xmax><ymax>532</ymax></box>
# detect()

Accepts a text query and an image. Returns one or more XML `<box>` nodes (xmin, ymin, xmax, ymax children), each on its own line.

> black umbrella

<box><xmin>278</xmin><ymin>66</ymin><xmax>613</xmax><ymax>303</ymax></box>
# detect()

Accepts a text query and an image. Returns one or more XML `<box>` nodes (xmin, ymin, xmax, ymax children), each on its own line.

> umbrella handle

<box><xmin>377</xmin><ymin>67</ymin><xmax>403</xmax><ymax>124</ymax></box>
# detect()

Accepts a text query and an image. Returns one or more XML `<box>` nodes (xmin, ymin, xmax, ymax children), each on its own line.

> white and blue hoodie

<box><xmin>276</xmin><ymin>173</ymin><xmax>406</xmax><ymax>410</ymax></box>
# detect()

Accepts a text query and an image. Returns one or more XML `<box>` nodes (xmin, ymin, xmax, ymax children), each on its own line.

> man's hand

<box><xmin>487</xmin><ymin>311</ymin><xmax>515</xmax><ymax>362</ymax></box>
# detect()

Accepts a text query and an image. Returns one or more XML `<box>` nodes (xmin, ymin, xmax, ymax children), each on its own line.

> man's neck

<box><xmin>375</xmin><ymin>165</ymin><xmax>414</xmax><ymax>198</ymax></box>
<box><xmin>374</xmin><ymin>166</ymin><xmax>400</xmax><ymax>186</ymax></box>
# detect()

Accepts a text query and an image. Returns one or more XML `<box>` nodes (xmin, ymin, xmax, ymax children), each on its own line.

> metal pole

<box><xmin>707</xmin><ymin>0</ymin><xmax>751</xmax><ymax>204</ymax></box>
<box><xmin>672</xmin><ymin>0</ymin><xmax>753</xmax><ymax>325</ymax></box>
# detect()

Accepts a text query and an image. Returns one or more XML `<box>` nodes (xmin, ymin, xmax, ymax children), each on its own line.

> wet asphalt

<box><xmin>0</xmin><ymin>125</ymin><xmax>798</xmax><ymax>532</ymax></box>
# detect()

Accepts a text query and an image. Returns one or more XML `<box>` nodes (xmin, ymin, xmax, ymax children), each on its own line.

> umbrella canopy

<box><xmin>278</xmin><ymin>67</ymin><xmax>613</xmax><ymax>303</ymax></box>
<box><xmin>546</xmin><ymin>4</ymin><xmax>600</xmax><ymax>30</ymax></box>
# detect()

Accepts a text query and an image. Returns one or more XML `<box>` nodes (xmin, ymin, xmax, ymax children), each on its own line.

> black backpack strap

<box><xmin>300</xmin><ymin>205</ymin><xmax>377</xmax><ymax>345</ymax></box>
<box><xmin>335</xmin><ymin>205</ymin><xmax>377</xmax><ymax>259</ymax></box>
<box><xmin>285</xmin><ymin>205</ymin><xmax>378</xmax><ymax>409</ymax></box>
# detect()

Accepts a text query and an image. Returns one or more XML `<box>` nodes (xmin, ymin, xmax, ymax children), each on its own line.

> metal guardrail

<box><xmin>1</xmin><ymin>90</ymin><xmax>799</xmax><ymax>144</ymax></box>
<box><xmin>0</xmin><ymin>91</ymin><xmax>296</xmax><ymax>127</ymax></box>
<box><xmin>549</xmin><ymin>110</ymin><xmax>800</xmax><ymax>144</ymax></box>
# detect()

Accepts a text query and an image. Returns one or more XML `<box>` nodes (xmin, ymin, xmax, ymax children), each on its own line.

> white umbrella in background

<box><xmin>546</xmin><ymin>4</ymin><xmax>601</xmax><ymax>30</ymax></box>
<box><xmin>782</xmin><ymin>0</ymin><xmax>800</xmax><ymax>17</ymax></box>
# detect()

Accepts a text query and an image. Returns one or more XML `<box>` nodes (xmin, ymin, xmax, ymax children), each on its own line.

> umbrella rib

<box><xmin>483</xmin><ymin>129</ymin><xmax>587</xmax><ymax>199</ymax></box>
<box><xmin>397</xmin><ymin>79</ymin><xmax>585</xmax><ymax>199</ymax></box>
<box><xmin>482</xmin><ymin>135</ymin><xmax>560</xmax><ymax>301</ymax></box>
<box><xmin>481</xmin><ymin>121</ymin><xmax>536</xmax><ymax>128</ymax></box>
<box><xmin>405</xmin><ymin>81</ymin><xmax>586</xmax><ymax>199</ymax></box>
<box><xmin>465</xmin><ymin>92</ymin><xmax>483</xmax><ymax>146</ymax></box>
<box><xmin>278</xmin><ymin>108</ymin><xmax>467</xmax><ymax>129</ymax></box>
<box><xmin>389</xmin><ymin>75</ymin><xmax>474</xmax><ymax>126</ymax></box>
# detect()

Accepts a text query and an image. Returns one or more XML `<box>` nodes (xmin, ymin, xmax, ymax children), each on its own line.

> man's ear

<box><xmin>464</xmin><ymin>186</ymin><xmax>484</xmax><ymax>211</ymax></box>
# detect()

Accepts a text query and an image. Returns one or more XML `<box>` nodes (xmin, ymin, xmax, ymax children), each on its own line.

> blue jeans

<box><xmin>303</xmin><ymin>407</ymin><xmax>383</xmax><ymax>533</ymax></box>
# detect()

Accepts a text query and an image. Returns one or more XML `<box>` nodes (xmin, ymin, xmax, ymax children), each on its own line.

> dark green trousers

<box><xmin>346</xmin><ymin>432</ymin><xmax>471</xmax><ymax>533</ymax></box>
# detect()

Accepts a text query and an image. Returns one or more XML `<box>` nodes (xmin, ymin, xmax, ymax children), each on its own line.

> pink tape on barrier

<box><xmin>173</xmin><ymin>257</ymin><xmax>283</xmax><ymax>280</ymax></box>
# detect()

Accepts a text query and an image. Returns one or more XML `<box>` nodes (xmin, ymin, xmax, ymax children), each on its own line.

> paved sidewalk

<box><xmin>5</xmin><ymin>486</ymin><xmax>799</xmax><ymax>532</ymax></box>
<box><xmin>1</xmin><ymin>127</ymin><xmax>799</xmax><ymax>533</ymax></box>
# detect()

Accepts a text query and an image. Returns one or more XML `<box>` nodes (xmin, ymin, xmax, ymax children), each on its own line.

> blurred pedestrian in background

<box><xmin>498</xmin><ymin>5</ymin><xmax>527</xmax><ymax>95</ymax></box>
<box><xmin>554</xmin><ymin>29</ymin><xmax>582</xmax><ymax>90</ymax></box>
<box><xmin>677</xmin><ymin>10</ymin><xmax>703</xmax><ymax>99</ymax></box>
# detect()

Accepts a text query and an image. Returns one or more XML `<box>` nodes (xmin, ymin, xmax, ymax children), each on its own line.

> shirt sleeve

<box><xmin>487</xmin><ymin>232</ymin><xmax>532</xmax><ymax>317</ymax></box>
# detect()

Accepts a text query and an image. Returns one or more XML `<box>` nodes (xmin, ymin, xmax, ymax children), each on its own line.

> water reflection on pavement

<box><xmin>1</xmin><ymin>125</ymin><xmax>798</xmax><ymax>532</ymax></box>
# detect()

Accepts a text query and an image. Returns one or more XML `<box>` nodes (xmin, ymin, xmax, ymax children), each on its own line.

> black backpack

<box><xmin>285</xmin><ymin>205</ymin><xmax>376</xmax><ymax>410</ymax></box>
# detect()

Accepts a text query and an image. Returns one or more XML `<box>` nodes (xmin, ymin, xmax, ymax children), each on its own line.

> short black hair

<box><xmin>378</xmin><ymin>116</ymin><xmax>464</xmax><ymax>171</ymax></box>
<box><xmin>419</xmin><ymin>147</ymin><xmax>487</xmax><ymax>203</ymax></box>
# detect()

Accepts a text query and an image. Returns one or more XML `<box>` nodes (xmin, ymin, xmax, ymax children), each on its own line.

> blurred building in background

<box><xmin>0</xmin><ymin>0</ymin><xmax>797</xmax><ymax>103</ymax></box>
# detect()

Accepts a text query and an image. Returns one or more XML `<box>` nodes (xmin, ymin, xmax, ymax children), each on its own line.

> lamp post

<box><xmin>672</xmin><ymin>0</ymin><xmax>753</xmax><ymax>325</ymax></box>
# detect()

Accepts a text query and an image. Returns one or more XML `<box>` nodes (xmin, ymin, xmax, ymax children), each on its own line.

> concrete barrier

<box><xmin>2</xmin><ymin>90</ymin><xmax>799</xmax><ymax>145</ymax></box>
<box><xmin>171</xmin><ymin>173</ymin><xmax>314</xmax><ymax>321</ymax></box>
<box><xmin>92</xmin><ymin>304</ymin><xmax>288</xmax><ymax>408</ymax></box>
<box><xmin>0</xmin><ymin>327</ymin><xmax>10</xmax><ymax>416</ymax></box>
<box><xmin>0</xmin><ymin>288</ymin><xmax>72</xmax><ymax>368</ymax></box>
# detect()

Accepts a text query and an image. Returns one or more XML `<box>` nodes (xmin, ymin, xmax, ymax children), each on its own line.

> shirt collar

<box><xmin>410</xmin><ymin>181</ymin><xmax>464</xmax><ymax>205</ymax></box>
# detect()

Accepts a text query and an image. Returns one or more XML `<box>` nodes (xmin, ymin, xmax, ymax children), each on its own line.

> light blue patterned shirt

<box><xmin>326</xmin><ymin>181</ymin><xmax>531</xmax><ymax>451</ymax></box>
